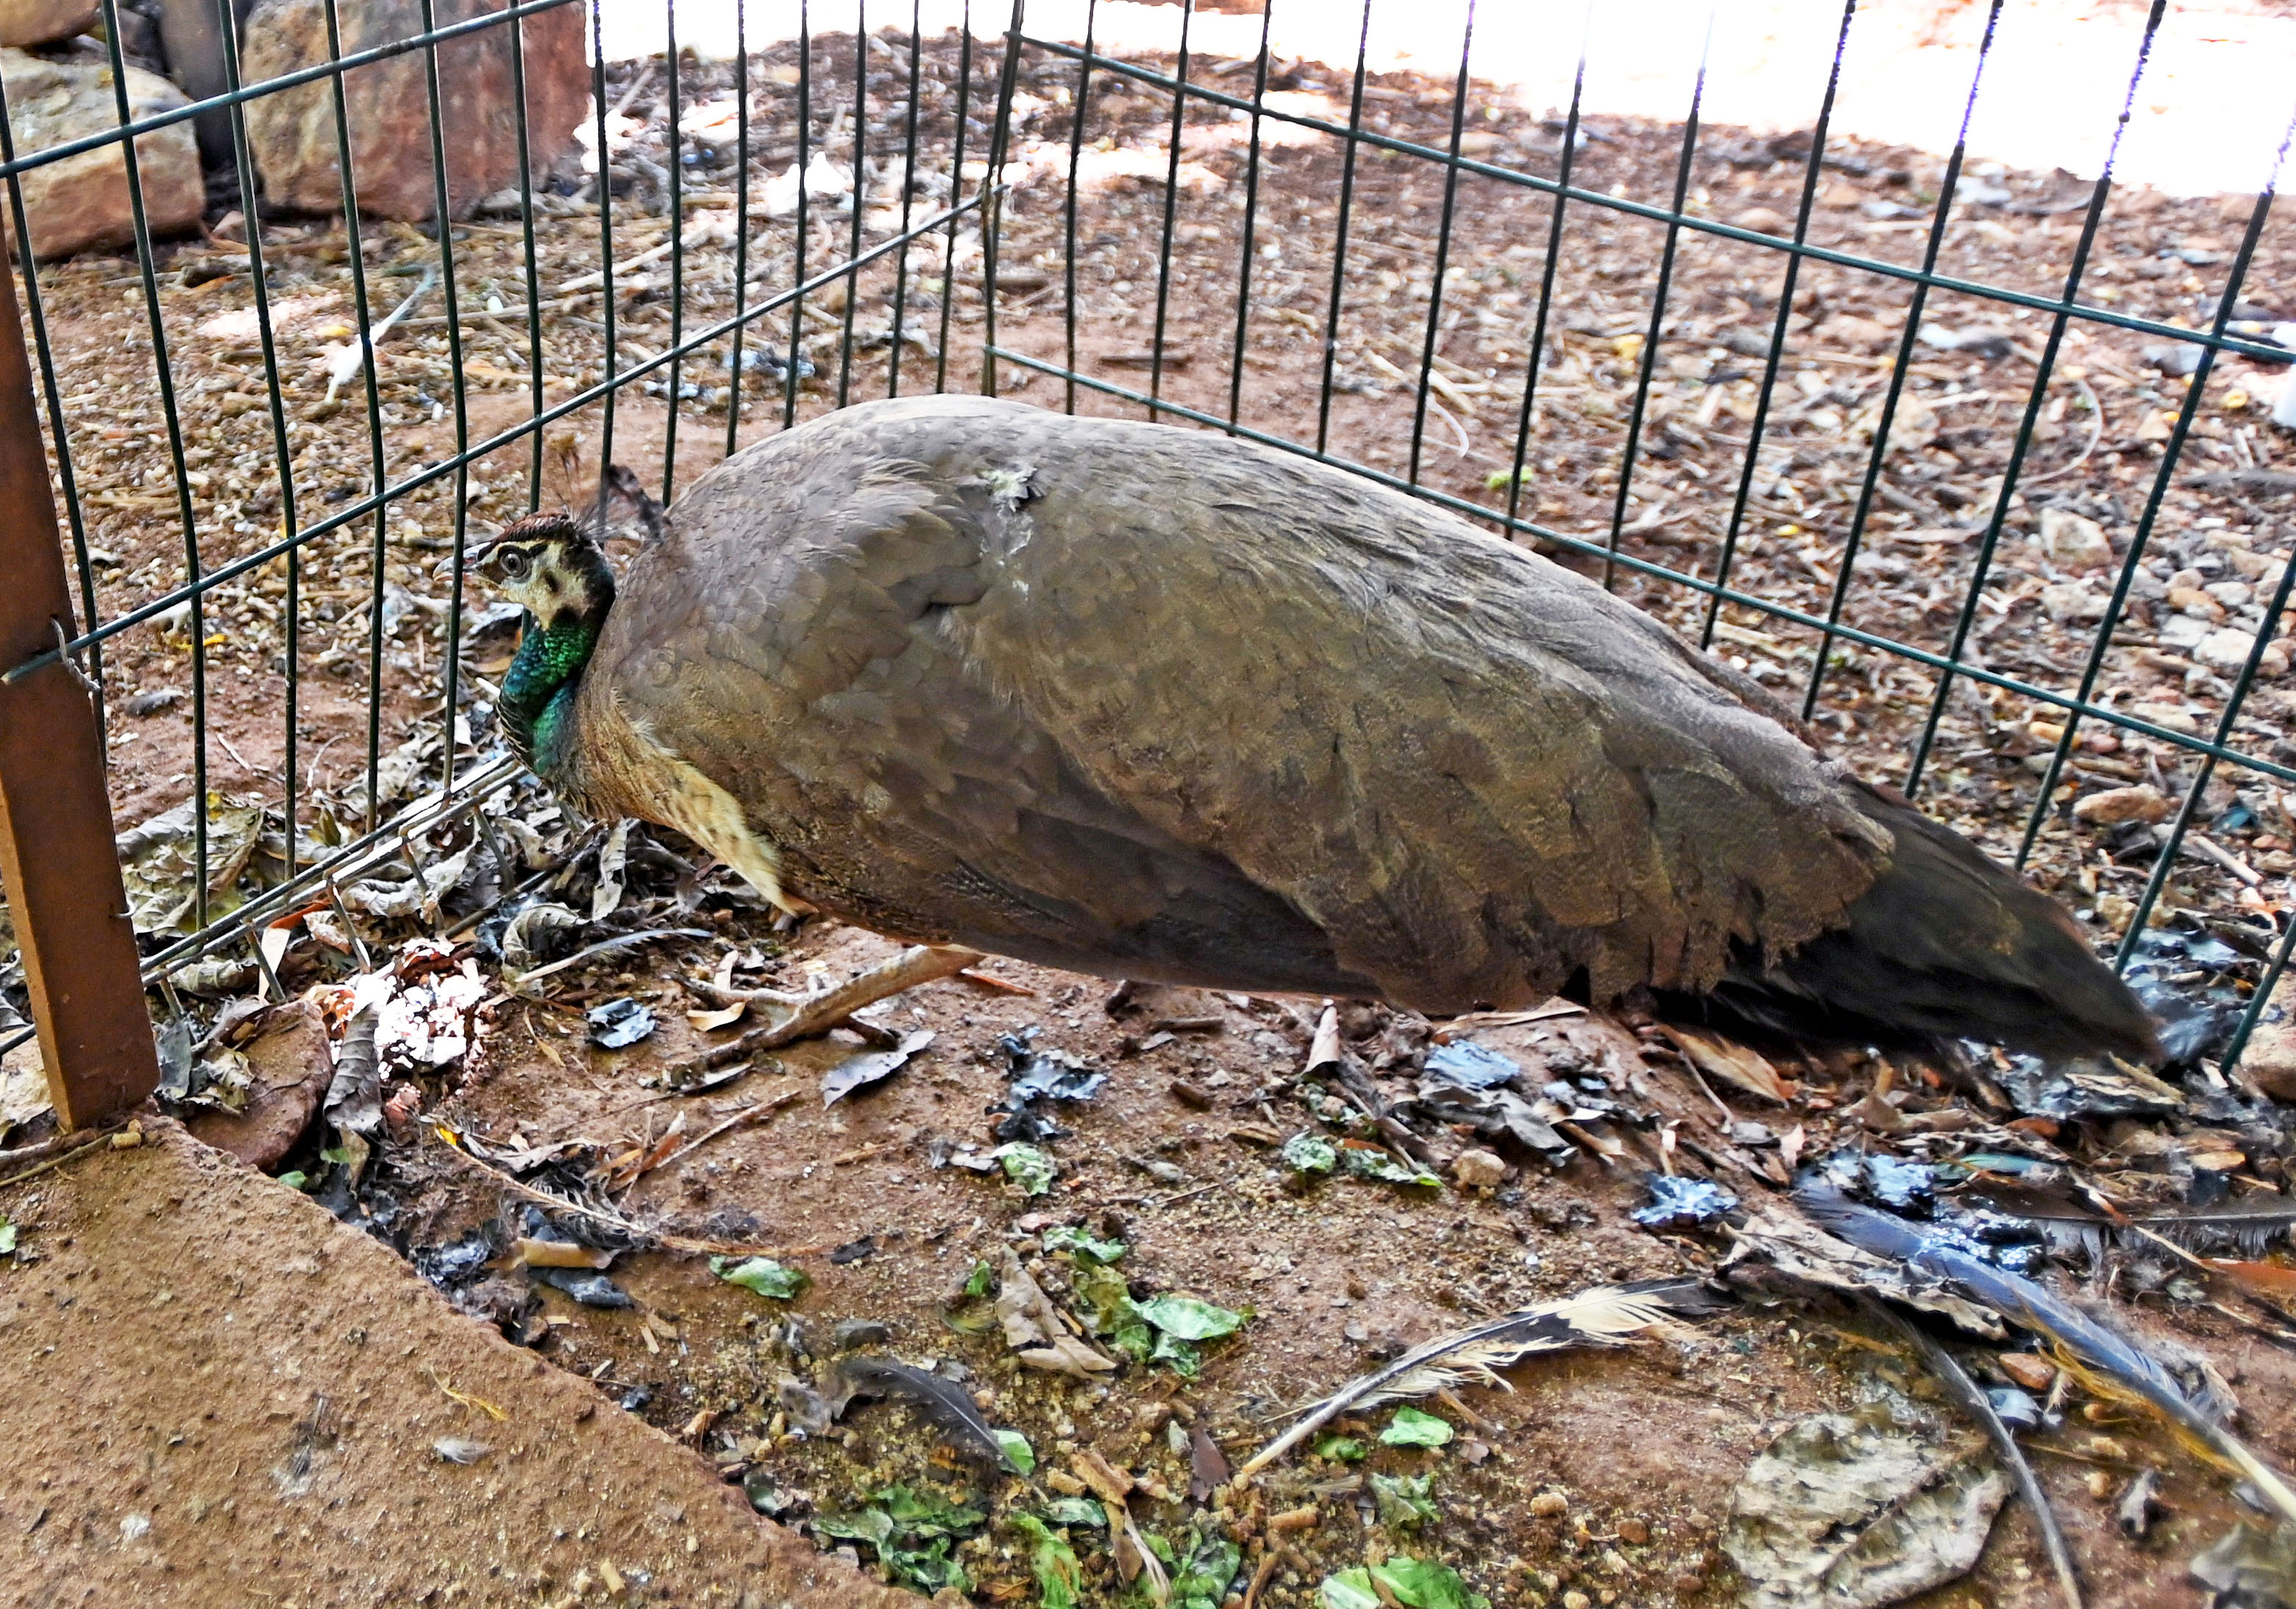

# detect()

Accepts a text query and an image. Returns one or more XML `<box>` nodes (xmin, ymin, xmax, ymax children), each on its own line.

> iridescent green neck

<box><xmin>501</xmin><ymin>611</ymin><xmax>600</xmax><ymax>780</ymax></box>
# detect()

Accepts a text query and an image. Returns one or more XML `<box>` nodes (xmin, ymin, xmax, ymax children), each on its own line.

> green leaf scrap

<box><xmin>992</xmin><ymin>1143</ymin><xmax>1058</xmax><ymax>1198</ymax></box>
<box><xmin>1010</xmin><ymin>1513</ymin><xmax>1084</xmax><ymax>1609</ymax></box>
<box><xmin>1043</xmin><ymin>1496</ymin><xmax>1107</xmax><ymax>1529</ymax></box>
<box><xmin>1042</xmin><ymin>1224</ymin><xmax>1128</xmax><ymax>1264</ymax></box>
<box><xmin>1135</xmin><ymin>1294</ymin><xmax>1245</xmax><ymax>1341</ymax></box>
<box><xmin>1341</xmin><ymin>1146</ymin><xmax>1443</xmax><ymax>1188</ymax></box>
<box><xmin>815</xmin><ymin>1485</ymin><xmax>985</xmax><ymax>1596</ymax></box>
<box><xmin>1320</xmin><ymin>1558</ymin><xmax>1489</xmax><ymax>1609</ymax></box>
<box><xmin>1151</xmin><ymin>1329</ymin><xmax>1204</xmax><ymax>1379</ymax></box>
<box><xmin>0</xmin><ymin>1217</ymin><xmax>15</xmax><ymax>1255</ymax></box>
<box><xmin>995</xmin><ymin>1428</ymin><xmax>1037</xmax><ymax>1475</ymax></box>
<box><xmin>711</xmin><ymin>1256</ymin><xmax>808</xmax><ymax>1301</ymax></box>
<box><xmin>963</xmin><ymin>1257</ymin><xmax>996</xmax><ymax>1299</ymax></box>
<box><xmin>1070</xmin><ymin>1260</ymin><xmax>1156</xmax><ymax>1363</ymax></box>
<box><xmin>1371</xmin><ymin>1471</ymin><xmax>1440</xmax><ymax>1532</ymax></box>
<box><xmin>1167</xmin><ymin>1530</ymin><xmax>1244</xmax><ymax>1609</ymax></box>
<box><xmin>1380</xmin><ymin>1407</ymin><xmax>1455</xmax><ymax>1449</ymax></box>
<box><xmin>1315</xmin><ymin>1435</ymin><xmax>1368</xmax><ymax>1462</ymax></box>
<box><xmin>1282</xmin><ymin>1132</ymin><xmax>1337</xmax><ymax>1175</ymax></box>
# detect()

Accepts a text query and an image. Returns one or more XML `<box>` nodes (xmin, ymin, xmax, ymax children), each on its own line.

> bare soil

<box><xmin>0</xmin><ymin>1122</ymin><xmax>913</xmax><ymax>1609</ymax></box>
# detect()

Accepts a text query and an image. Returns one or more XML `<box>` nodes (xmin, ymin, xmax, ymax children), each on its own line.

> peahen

<box><xmin>475</xmin><ymin>394</ymin><xmax>2157</xmax><ymax>1063</ymax></box>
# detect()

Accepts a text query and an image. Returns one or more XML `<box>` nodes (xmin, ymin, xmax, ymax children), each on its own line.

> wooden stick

<box><xmin>665</xmin><ymin>945</ymin><xmax>981</xmax><ymax>1076</ymax></box>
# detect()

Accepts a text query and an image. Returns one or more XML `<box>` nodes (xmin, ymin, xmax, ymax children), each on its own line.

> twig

<box><xmin>509</xmin><ymin>927</ymin><xmax>714</xmax><ymax>989</ymax></box>
<box><xmin>0</xmin><ymin>1126</ymin><xmax>129</xmax><ymax>1191</ymax></box>
<box><xmin>2185</xmin><ymin>834</ymin><xmax>2264</xmax><ymax>889</ymax></box>
<box><xmin>2022</xmin><ymin>375</ymin><xmax>2105</xmax><ymax>489</ymax></box>
<box><xmin>1240</xmin><ymin>1550</ymin><xmax>1281</xmax><ymax>1609</ymax></box>
<box><xmin>1426</xmin><ymin>394</ymin><xmax>1473</xmax><ymax>459</ymax></box>
<box><xmin>647</xmin><ymin>1088</ymin><xmax>801</xmax><ymax>1176</ymax></box>
<box><xmin>1861</xmin><ymin>1296</ymin><xmax>2081</xmax><ymax>1609</ymax></box>
<box><xmin>0</xmin><ymin>1129</ymin><xmax>91</xmax><ymax>1168</ymax></box>
<box><xmin>661</xmin><ymin>945</ymin><xmax>982</xmax><ymax>1077</ymax></box>
<box><xmin>430</xmin><ymin>1126</ymin><xmax>815</xmax><ymax>1260</ymax></box>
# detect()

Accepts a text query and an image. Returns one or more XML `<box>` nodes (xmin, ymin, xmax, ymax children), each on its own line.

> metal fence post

<box><xmin>0</xmin><ymin>259</ymin><xmax>157</xmax><ymax>1130</ymax></box>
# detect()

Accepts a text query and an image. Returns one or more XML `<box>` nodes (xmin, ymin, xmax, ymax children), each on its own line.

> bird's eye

<box><xmin>500</xmin><ymin>548</ymin><xmax>530</xmax><ymax>578</ymax></box>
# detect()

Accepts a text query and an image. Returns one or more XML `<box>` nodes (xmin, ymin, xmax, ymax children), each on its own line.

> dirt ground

<box><xmin>4</xmin><ymin>19</ymin><xmax>2296</xmax><ymax>1609</ymax></box>
<box><xmin>8</xmin><ymin>916</ymin><xmax>2296</xmax><ymax>1608</ymax></box>
<box><xmin>0</xmin><ymin>1122</ymin><xmax>914</xmax><ymax>1609</ymax></box>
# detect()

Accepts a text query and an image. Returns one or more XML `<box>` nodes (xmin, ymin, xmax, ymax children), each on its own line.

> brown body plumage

<box><xmin>491</xmin><ymin>394</ymin><xmax>2157</xmax><ymax>1062</ymax></box>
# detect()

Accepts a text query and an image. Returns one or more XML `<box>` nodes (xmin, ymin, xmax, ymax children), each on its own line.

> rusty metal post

<box><xmin>0</xmin><ymin>259</ymin><xmax>156</xmax><ymax>1129</ymax></box>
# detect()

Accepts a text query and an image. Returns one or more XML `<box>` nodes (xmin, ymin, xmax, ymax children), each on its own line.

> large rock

<box><xmin>242</xmin><ymin>0</ymin><xmax>586</xmax><ymax>221</ymax></box>
<box><xmin>0</xmin><ymin>0</ymin><xmax>96</xmax><ymax>46</ymax></box>
<box><xmin>2241</xmin><ymin>970</ymin><xmax>2296</xmax><ymax>1104</ymax></box>
<box><xmin>0</xmin><ymin>47</ymin><xmax>202</xmax><ymax>258</ymax></box>
<box><xmin>182</xmin><ymin>998</ymin><xmax>333</xmax><ymax>1170</ymax></box>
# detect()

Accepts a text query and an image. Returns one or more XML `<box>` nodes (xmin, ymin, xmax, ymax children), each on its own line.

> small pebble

<box><xmin>1531</xmin><ymin>1491</ymin><xmax>1571</xmax><ymax>1518</ymax></box>
<box><xmin>1616</xmin><ymin>1518</ymin><xmax>1649</xmax><ymax>1546</ymax></box>
<box><xmin>1451</xmin><ymin>1148</ymin><xmax>1507</xmax><ymax>1188</ymax></box>
<box><xmin>1671</xmin><ymin>1575</ymin><xmax>1706</xmax><ymax>1595</ymax></box>
<box><xmin>1563</xmin><ymin>1592</ymin><xmax>1592</xmax><ymax>1609</ymax></box>
<box><xmin>1997</xmin><ymin>1353</ymin><xmax>2056</xmax><ymax>1392</ymax></box>
<box><xmin>2086</xmin><ymin>1470</ymin><xmax>2114</xmax><ymax>1500</ymax></box>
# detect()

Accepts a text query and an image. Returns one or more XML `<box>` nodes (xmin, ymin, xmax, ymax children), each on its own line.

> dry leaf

<box><xmin>1662</xmin><ymin>1025</ymin><xmax>1796</xmax><ymax>1103</ymax></box>
<box><xmin>686</xmin><ymin>1001</ymin><xmax>748</xmax><ymax>1032</ymax></box>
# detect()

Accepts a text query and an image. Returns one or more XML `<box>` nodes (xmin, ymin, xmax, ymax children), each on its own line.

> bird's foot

<box><xmin>678</xmin><ymin>945</ymin><xmax>985</xmax><ymax>1072</ymax></box>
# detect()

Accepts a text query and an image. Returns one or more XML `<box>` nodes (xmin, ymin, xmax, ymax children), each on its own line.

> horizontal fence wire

<box><xmin>2</xmin><ymin>0</ymin><xmax>2295</xmax><ymax>1078</ymax></box>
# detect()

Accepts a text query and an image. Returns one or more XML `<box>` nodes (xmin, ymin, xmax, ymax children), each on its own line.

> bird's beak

<box><xmin>451</xmin><ymin>535</ymin><xmax>500</xmax><ymax>584</ymax></box>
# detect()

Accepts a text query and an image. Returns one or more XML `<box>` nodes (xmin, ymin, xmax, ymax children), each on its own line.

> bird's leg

<box><xmin>685</xmin><ymin>945</ymin><xmax>986</xmax><ymax>1064</ymax></box>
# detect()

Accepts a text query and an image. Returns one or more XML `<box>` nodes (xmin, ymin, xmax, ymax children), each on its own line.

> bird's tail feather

<box><xmin>1660</xmin><ymin>786</ymin><xmax>2161</xmax><ymax>1062</ymax></box>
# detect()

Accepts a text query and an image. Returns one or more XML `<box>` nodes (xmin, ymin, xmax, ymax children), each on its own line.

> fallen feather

<box><xmin>834</xmin><ymin>1353</ymin><xmax>1024</xmax><ymax>1471</ymax></box>
<box><xmin>1241</xmin><ymin>1278</ymin><xmax>1722</xmax><ymax>1475</ymax></box>
<box><xmin>586</xmin><ymin>997</ymin><xmax>656</xmax><ymax>1050</ymax></box>
<box><xmin>1658</xmin><ymin>1025</ymin><xmax>1795</xmax><ymax>1103</ymax></box>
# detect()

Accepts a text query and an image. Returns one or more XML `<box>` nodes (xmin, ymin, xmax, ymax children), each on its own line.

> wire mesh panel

<box><xmin>0</xmin><ymin>0</ymin><xmax>2293</xmax><ymax>1087</ymax></box>
<box><xmin>973</xmin><ymin>0</ymin><xmax>2296</xmax><ymax>1076</ymax></box>
<box><xmin>0</xmin><ymin>0</ymin><xmax>1015</xmax><ymax>1081</ymax></box>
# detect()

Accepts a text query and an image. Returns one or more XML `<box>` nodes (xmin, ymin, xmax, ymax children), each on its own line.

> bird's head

<box><xmin>472</xmin><ymin>512</ymin><xmax>615</xmax><ymax>627</ymax></box>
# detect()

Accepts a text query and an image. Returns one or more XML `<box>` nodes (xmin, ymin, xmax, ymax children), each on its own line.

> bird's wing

<box><xmin>596</xmin><ymin>397</ymin><xmax>1891</xmax><ymax>1013</ymax></box>
<box><xmin>585</xmin><ymin>421</ymin><xmax>1380</xmax><ymax>998</ymax></box>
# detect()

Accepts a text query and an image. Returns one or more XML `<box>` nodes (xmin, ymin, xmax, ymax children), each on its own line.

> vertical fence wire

<box><xmin>1597</xmin><ymin>6</ymin><xmax>1710</xmax><ymax>590</ymax></box>
<box><xmin>1797</xmin><ymin>0</ymin><xmax>2007</xmax><ymax>719</ymax></box>
<box><xmin>1144</xmin><ymin>0</ymin><xmax>1191</xmax><ymax>416</ymax></box>
<box><xmin>725</xmin><ymin>0</ymin><xmax>751</xmax><ymax>452</ymax></box>
<box><xmin>663</xmin><ymin>0</ymin><xmax>686</xmax><ymax>499</ymax></box>
<box><xmin>1501</xmin><ymin>13</ymin><xmax>1588</xmax><ymax>536</ymax></box>
<box><xmin>1404</xmin><ymin>1</ymin><xmax>1476</xmax><ymax>489</ymax></box>
<box><xmin>97</xmin><ymin>0</ymin><xmax>209</xmax><ymax>922</ymax></box>
<box><xmin>416</xmin><ymin>0</ymin><xmax>472</xmax><ymax>795</ymax></box>
<box><xmin>786</xmin><ymin>0</ymin><xmax>812</xmax><ymax>424</ymax></box>
<box><xmin>1221</xmin><ymin>0</ymin><xmax>1273</xmax><ymax>435</ymax></box>
<box><xmin>886</xmin><ymin>0</ymin><xmax>925</xmax><ymax>399</ymax></box>
<box><xmin>1311</xmin><ymin>0</ymin><xmax>1372</xmax><ymax>458</ymax></box>
<box><xmin>1702</xmin><ymin>0</ymin><xmax>1856</xmax><ymax>650</ymax></box>
<box><xmin>216</xmin><ymin>0</ymin><xmax>305</xmax><ymax>873</ymax></box>
<box><xmin>1903</xmin><ymin>0</ymin><xmax>2170</xmax><ymax>797</ymax></box>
